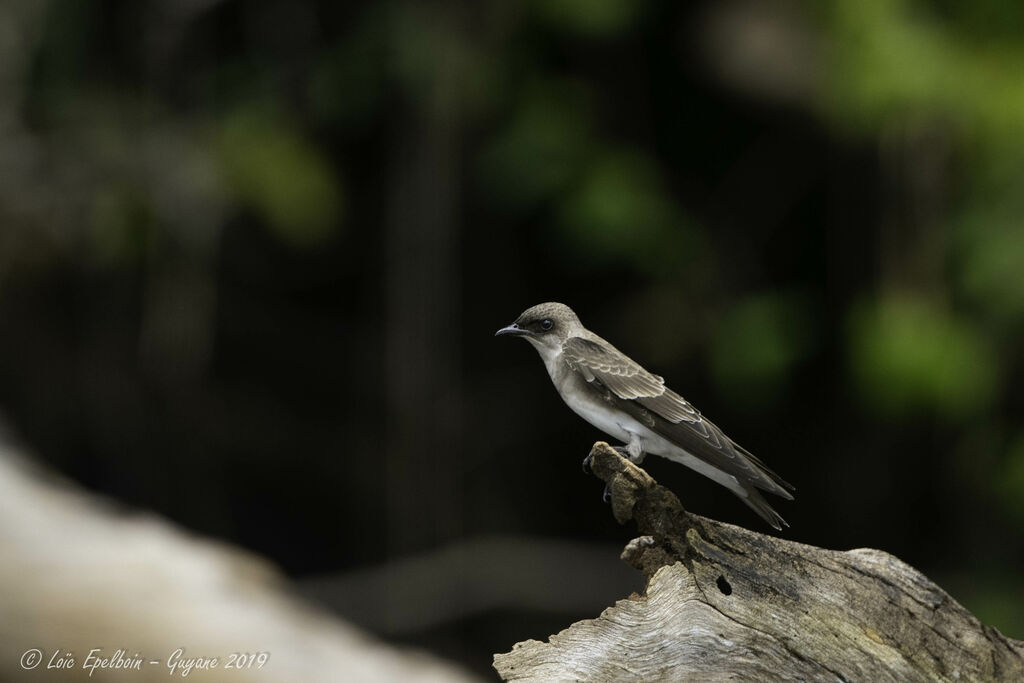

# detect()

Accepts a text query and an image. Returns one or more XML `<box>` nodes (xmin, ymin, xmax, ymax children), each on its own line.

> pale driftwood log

<box><xmin>494</xmin><ymin>442</ymin><xmax>1024</xmax><ymax>682</ymax></box>
<box><xmin>0</xmin><ymin>425</ymin><xmax>480</xmax><ymax>683</ymax></box>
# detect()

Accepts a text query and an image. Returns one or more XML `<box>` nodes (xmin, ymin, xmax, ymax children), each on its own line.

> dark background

<box><xmin>2</xmin><ymin>0</ymin><xmax>1023</xmax><ymax>676</ymax></box>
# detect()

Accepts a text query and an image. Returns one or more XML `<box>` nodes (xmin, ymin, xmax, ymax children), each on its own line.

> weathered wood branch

<box><xmin>0</xmin><ymin>428</ymin><xmax>480</xmax><ymax>683</ymax></box>
<box><xmin>494</xmin><ymin>442</ymin><xmax>1024</xmax><ymax>682</ymax></box>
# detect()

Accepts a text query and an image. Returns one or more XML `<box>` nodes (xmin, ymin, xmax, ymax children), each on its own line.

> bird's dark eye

<box><xmin>540</xmin><ymin>319</ymin><xmax>553</xmax><ymax>331</ymax></box>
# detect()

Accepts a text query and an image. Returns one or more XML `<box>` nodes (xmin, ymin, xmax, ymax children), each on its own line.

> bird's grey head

<box><xmin>495</xmin><ymin>302</ymin><xmax>582</xmax><ymax>355</ymax></box>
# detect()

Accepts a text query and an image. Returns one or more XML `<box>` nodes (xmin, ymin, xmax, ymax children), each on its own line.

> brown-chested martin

<box><xmin>496</xmin><ymin>302</ymin><xmax>794</xmax><ymax>529</ymax></box>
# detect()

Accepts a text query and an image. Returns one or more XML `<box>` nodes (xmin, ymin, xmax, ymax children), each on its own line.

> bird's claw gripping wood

<box><xmin>583</xmin><ymin>446</ymin><xmax>629</xmax><ymax>475</ymax></box>
<box><xmin>584</xmin><ymin>442</ymin><xmax>671</xmax><ymax>527</ymax></box>
<box><xmin>583</xmin><ymin>450</ymin><xmax>616</xmax><ymax>503</ymax></box>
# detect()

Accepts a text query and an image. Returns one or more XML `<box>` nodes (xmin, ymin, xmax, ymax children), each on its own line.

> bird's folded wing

<box><xmin>562</xmin><ymin>336</ymin><xmax>794</xmax><ymax>497</ymax></box>
<box><xmin>561</xmin><ymin>337</ymin><xmax>700</xmax><ymax>423</ymax></box>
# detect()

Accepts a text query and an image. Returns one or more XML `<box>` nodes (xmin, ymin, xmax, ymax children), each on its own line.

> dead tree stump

<box><xmin>493</xmin><ymin>442</ymin><xmax>1024</xmax><ymax>682</ymax></box>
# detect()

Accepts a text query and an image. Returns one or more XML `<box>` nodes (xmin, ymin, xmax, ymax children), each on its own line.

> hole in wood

<box><xmin>716</xmin><ymin>575</ymin><xmax>732</xmax><ymax>595</ymax></box>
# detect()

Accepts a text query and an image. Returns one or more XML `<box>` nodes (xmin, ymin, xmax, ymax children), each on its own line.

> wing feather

<box><xmin>561</xmin><ymin>335</ymin><xmax>794</xmax><ymax>498</ymax></box>
<box><xmin>562</xmin><ymin>337</ymin><xmax>698</xmax><ymax>421</ymax></box>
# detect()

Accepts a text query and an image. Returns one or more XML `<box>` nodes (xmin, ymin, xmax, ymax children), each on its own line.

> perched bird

<box><xmin>496</xmin><ymin>302</ymin><xmax>794</xmax><ymax>529</ymax></box>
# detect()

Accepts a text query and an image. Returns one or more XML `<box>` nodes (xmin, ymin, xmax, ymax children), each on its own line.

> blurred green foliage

<box><xmin>847</xmin><ymin>294</ymin><xmax>998</xmax><ymax>419</ymax></box>
<box><xmin>820</xmin><ymin>0</ymin><xmax>1024</xmax><ymax>149</ymax></box>
<box><xmin>995</xmin><ymin>434</ymin><xmax>1024</xmax><ymax>523</ymax></box>
<box><xmin>556</xmin><ymin>150</ymin><xmax>700</xmax><ymax>276</ymax></box>
<box><xmin>217</xmin><ymin>107</ymin><xmax>344</xmax><ymax>248</ymax></box>
<box><xmin>711</xmin><ymin>292</ymin><xmax>815</xmax><ymax>408</ymax></box>
<box><xmin>478</xmin><ymin>81</ymin><xmax>595</xmax><ymax>210</ymax></box>
<box><xmin>956</xmin><ymin>186</ymin><xmax>1024</xmax><ymax>323</ymax></box>
<box><xmin>390</xmin><ymin>3</ymin><xmax>493</xmax><ymax>116</ymax></box>
<box><xmin>308</xmin><ymin>17</ymin><xmax>387</xmax><ymax>129</ymax></box>
<box><xmin>530</xmin><ymin>0</ymin><xmax>648</xmax><ymax>38</ymax></box>
<box><xmin>89</xmin><ymin>185</ymin><xmax>155</xmax><ymax>267</ymax></box>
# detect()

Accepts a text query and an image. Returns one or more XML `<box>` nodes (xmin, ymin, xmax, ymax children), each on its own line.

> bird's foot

<box><xmin>613</xmin><ymin>446</ymin><xmax>645</xmax><ymax>465</ymax></box>
<box><xmin>580</xmin><ymin>452</ymin><xmax>611</xmax><ymax>501</ymax></box>
<box><xmin>585</xmin><ymin>446</ymin><xmax>644</xmax><ymax>474</ymax></box>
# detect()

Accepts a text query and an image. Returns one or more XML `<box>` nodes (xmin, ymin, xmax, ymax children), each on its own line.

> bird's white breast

<box><xmin>560</xmin><ymin>387</ymin><xmax>635</xmax><ymax>445</ymax></box>
<box><xmin>538</xmin><ymin>345</ymin><xmax>639</xmax><ymax>445</ymax></box>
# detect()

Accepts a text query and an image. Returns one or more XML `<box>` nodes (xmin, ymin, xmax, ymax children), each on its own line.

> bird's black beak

<box><xmin>495</xmin><ymin>323</ymin><xmax>530</xmax><ymax>337</ymax></box>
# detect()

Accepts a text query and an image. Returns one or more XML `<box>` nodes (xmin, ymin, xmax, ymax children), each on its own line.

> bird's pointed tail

<box><xmin>740</xmin><ymin>485</ymin><xmax>789</xmax><ymax>530</ymax></box>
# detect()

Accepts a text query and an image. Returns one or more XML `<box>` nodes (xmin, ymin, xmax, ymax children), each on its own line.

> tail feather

<box><xmin>734</xmin><ymin>443</ymin><xmax>796</xmax><ymax>498</ymax></box>
<box><xmin>739</xmin><ymin>485</ymin><xmax>789</xmax><ymax>530</ymax></box>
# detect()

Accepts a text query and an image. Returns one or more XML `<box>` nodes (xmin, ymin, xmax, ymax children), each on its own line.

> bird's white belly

<box><xmin>560</xmin><ymin>387</ymin><xmax>688</xmax><ymax>460</ymax></box>
<box><xmin>562</xmin><ymin>391</ymin><xmax>637</xmax><ymax>445</ymax></box>
<box><xmin>558</xmin><ymin>378</ymin><xmax>742</xmax><ymax>492</ymax></box>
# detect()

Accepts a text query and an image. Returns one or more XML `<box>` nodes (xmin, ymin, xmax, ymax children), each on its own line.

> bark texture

<box><xmin>494</xmin><ymin>442</ymin><xmax>1024</xmax><ymax>682</ymax></box>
